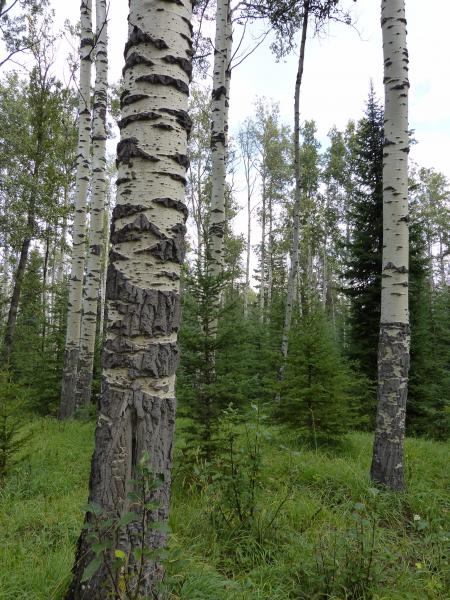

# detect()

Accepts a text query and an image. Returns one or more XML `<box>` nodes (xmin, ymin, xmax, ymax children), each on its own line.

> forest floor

<box><xmin>0</xmin><ymin>415</ymin><xmax>448</xmax><ymax>600</ymax></box>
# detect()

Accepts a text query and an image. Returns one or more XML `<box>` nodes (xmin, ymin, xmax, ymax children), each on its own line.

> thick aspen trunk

<box><xmin>65</xmin><ymin>0</ymin><xmax>192</xmax><ymax>597</ymax></box>
<box><xmin>371</xmin><ymin>0</ymin><xmax>409</xmax><ymax>491</ymax></box>
<box><xmin>60</xmin><ymin>0</ymin><xmax>94</xmax><ymax>419</ymax></box>
<box><xmin>279</xmin><ymin>2</ymin><xmax>309</xmax><ymax>376</ymax></box>
<box><xmin>76</xmin><ymin>0</ymin><xmax>109</xmax><ymax>408</ymax></box>
<box><xmin>208</xmin><ymin>0</ymin><xmax>232</xmax><ymax>280</ymax></box>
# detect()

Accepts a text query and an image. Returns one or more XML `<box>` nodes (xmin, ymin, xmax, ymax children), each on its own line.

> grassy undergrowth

<box><xmin>0</xmin><ymin>416</ymin><xmax>448</xmax><ymax>599</ymax></box>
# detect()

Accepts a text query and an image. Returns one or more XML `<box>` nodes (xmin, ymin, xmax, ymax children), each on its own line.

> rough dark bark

<box><xmin>371</xmin><ymin>322</ymin><xmax>409</xmax><ymax>490</ymax></box>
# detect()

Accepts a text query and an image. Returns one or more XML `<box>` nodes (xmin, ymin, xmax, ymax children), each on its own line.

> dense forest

<box><xmin>0</xmin><ymin>0</ymin><xmax>448</xmax><ymax>599</ymax></box>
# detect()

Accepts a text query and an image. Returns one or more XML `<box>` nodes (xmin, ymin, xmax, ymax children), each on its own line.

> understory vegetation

<box><xmin>1</xmin><ymin>415</ymin><xmax>448</xmax><ymax>599</ymax></box>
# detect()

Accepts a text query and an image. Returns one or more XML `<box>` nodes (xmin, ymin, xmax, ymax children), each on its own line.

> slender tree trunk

<box><xmin>267</xmin><ymin>194</ymin><xmax>273</xmax><ymax>312</ymax></box>
<box><xmin>3</xmin><ymin>234</ymin><xmax>32</xmax><ymax>363</ymax></box>
<box><xmin>244</xmin><ymin>164</ymin><xmax>251</xmax><ymax>318</ymax></box>
<box><xmin>279</xmin><ymin>1</ymin><xmax>309</xmax><ymax>377</ymax></box>
<box><xmin>59</xmin><ymin>0</ymin><xmax>94</xmax><ymax>419</ymax></box>
<box><xmin>371</xmin><ymin>0</ymin><xmax>410</xmax><ymax>491</ymax></box>
<box><xmin>41</xmin><ymin>228</ymin><xmax>50</xmax><ymax>352</ymax></box>
<box><xmin>65</xmin><ymin>0</ymin><xmax>192</xmax><ymax>596</ymax></box>
<box><xmin>259</xmin><ymin>178</ymin><xmax>266</xmax><ymax>321</ymax></box>
<box><xmin>98</xmin><ymin>195</ymin><xmax>110</xmax><ymax>342</ymax></box>
<box><xmin>208</xmin><ymin>0</ymin><xmax>232</xmax><ymax>280</ymax></box>
<box><xmin>76</xmin><ymin>0</ymin><xmax>109</xmax><ymax>408</ymax></box>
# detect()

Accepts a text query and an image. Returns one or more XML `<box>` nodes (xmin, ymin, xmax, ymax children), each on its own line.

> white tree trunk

<box><xmin>267</xmin><ymin>195</ymin><xmax>273</xmax><ymax>311</ymax></box>
<box><xmin>371</xmin><ymin>0</ymin><xmax>410</xmax><ymax>491</ymax></box>
<box><xmin>208</xmin><ymin>0</ymin><xmax>232</xmax><ymax>278</ymax></box>
<box><xmin>65</xmin><ymin>0</ymin><xmax>192</xmax><ymax>596</ymax></box>
<box><xmin>76</xmin><ymin>0</ymin><xmax>109</xmax><ymax>408</ymax></box>
<box><xmin>259</xmin><ymin>178</ymin><xmax>266</xmax><ymax>321</ymax></box>
<box><xmin>59</xmin><ymin>0</ymin><xmax>93</xmax><ymax>419</ymax></box>
<box><xmin>279</xmin><ymin>5</ymin><xmax>309</xmax><ymax>377</ymax></box>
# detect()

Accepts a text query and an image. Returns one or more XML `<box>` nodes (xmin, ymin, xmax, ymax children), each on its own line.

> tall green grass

<box><xmin>0</xmin><ymin>417</ymin><xmax>448</xmax><ymax>599</ymax></box>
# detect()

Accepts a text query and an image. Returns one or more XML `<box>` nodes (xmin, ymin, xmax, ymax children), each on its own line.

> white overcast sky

<box><xmin>49</xmin><ymin>0</ymin><xmax>450</xmax><ymax>180</ymax></box>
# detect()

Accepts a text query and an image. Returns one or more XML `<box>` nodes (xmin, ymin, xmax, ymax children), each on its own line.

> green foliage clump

<box><xmin>277</xmin><ymin>304</ymin><xmax>365</xmax><ymax>444</ymax></box>
<box><xmin>0</xmin><ymin>371</ymin><xmax>31</xmax><ymax>483</ymax></box>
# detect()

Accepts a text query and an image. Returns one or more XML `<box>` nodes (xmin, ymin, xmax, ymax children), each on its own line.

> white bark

<box><xmin>208</xmin><ymin>0</ymin><xmax>232</xmax><ymax>278</ymax></box>
<box><xmin>279</xmin><ymin>5</ymin><xmax>309</xmax><ymax>373</ymax></box>
<box><xmin>267</xmin><ymin>195</ymin><xmax>273</xmax><ymax>311</ymax></box>
<box><xmin>59</xmin><ymin>0</ymin><xmax>93</xmax><ymax>419</ymax></box>
<box><xmin>259</xmin><ymin>178</ymin><xmax>266</xmax><ymax>321</ymax></box>
<box><xmin>371</xmin><ymin>0</ymin><xmax>410</xmax><ymax>491</ymax></box>
<box><xmin>66</xmin><ymin>0</ymin><xmax>192</xmax><ymax>596</ymax></box>
<box><xmin>76</xmin><ymin>0</ymin><xmax>109</xmax><ymax>408</ymax></box>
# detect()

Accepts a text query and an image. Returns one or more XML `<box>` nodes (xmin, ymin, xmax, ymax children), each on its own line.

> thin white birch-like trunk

<box><xmin>267</xmin><ymin>194</ymin><xmax>273</xmax><ymax>311</ymax></box>
<box><xmin>244</xmin><ymin>159</ymin><xmax>252</xmax><ymax>318</ymax></box>
<box><xmin>279</xmin><ymin>3</ymin><xmax>309</xmax><ymax>378</ymax></box>
<box><xmin>371</xmin><ymin>0</ymin><xmax>409</xmax><ymax>491</ymax></box>
<box><xmin>59</xmin><ymin>0</ymin><xmax>93</xmax><ymax>419</ymax></box>
<box><xmin>65</xmin><ymin>0</ymin><xmax>192</xmax><ymax>596</ymax></box>
<box><xmin>208</xmin><ymin>0</ymin><xmax>232</xmax><ymax>279</ymax></box>
<box><xmin>259</xmin><ymin>178</ymin><xmax>266</xmax><ymax>321</ymax></box>
<box><xmin>76</xmin><ymin>0</ymin><xmax>109</xmax><ymax>408</ymax></box>
<box><xmin>98</xmin><ymin>191</ymin><xmax>110</xmax><ymax>340</ymax></box>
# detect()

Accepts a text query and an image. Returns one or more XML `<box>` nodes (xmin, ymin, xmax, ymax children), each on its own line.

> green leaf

<box><xmin>92</xmin><ymin>541</ymin><xmax>112</xmax><ymax>555</ymax></box>
<box><xmin>144</xmin><ymin>501</ymin><xmax>162</xmax><ymax>511</ymax></box>
<box><xmin>81</xmin><ymin>557</ymin><xmax>102</xmax><ymax>582</ymax></box>
<box><xmin>148</xmin><ymin>521</ymin><xmax>170</xmax><ymax>533</ymax></box>
<box><xmin>85</xmin><ymin>502</ymin><xmax>103</xmax><ymax>516</ymax></box>
<box><xmin>115</xmin><ymin>549</ymin><xmax>126</xmax><ymax>560</ymax></box>
<box><xmin>117</xmin><ymin>512</ymin><xmax>140</xmax><ymax>527</ymax></box>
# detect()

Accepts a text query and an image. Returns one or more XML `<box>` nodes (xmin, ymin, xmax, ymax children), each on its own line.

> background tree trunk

<box><xmin>65</xmin><ymin>0</ymin><xmax>192</xmax><ymax>596</ymax></box>
<box><xmin>371</xmin><ymin>0</ymin><xmax>410</xmax><ymax>491</ymax></box>
<box><xmin>279</xmin><ymin>1</ymin><xmax>309</xmax><ymax>378</ymax></box>
<box><xmin>208</xmin><ymin>0</ymin><xmax>232</xmax><ymax>281</ymax></box>
<box><xmin>76</xmin><ymin>0</ymin><xmax>109</xmax><ymax>409</ymax></box>
<box><xmin>59</xmin><ymin>0</ymin><xmax>94</xmax><ymax>419</ymax></box>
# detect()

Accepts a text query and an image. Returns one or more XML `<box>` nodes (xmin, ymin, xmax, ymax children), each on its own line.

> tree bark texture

<box><xmin>2</xmin><ymin>235</ymin><xmax>31</xmax><ymax>363</ymax></box>
<box><xmin>279</xmin><ymin>2</ymin><xmax>309</xmax><ymax>373</ymax></box>
<box><xmin>76</xmin><ymin>0</ymin><xmax>109</xmax><ymax>409</ymax></box>
<box><xmin>65</xmin><ymin>0</ymin><xmax>192</xmax><ymax>597</ymax></box>
<box><xmin>371</xmin><ymin>0</ymin><xmax>410</xmax><ymax>491</ymax></box>
<box><xmin>60</xmin><ymin>0</ymin><xmax>94</xmax><ymax>419</ymax></box>
<box><xmin>208</xmin><ymin>0</ymin><xmax>232</xmax><ymax>279</ymax></box>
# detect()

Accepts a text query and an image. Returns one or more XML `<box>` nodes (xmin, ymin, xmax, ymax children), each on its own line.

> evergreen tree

<box><xmin>344</xmin><ymin>88</ymin><xmax>383</xmax><ymax>397</ymax></box>
<box><xmin>277</xmin><ymin>302</ymin><xmax>360</xmax><ymax>444</ymax></box>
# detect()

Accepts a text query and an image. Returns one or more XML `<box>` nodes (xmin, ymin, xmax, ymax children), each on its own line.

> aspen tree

<box><xmin>279</xmin><ymin>0</ymin><xmax>310</xmax><ymax>374</ymax></box>
<box><xmin>65</xmin><ymin>0</ymin><xmax>192</xmax><ymax>596</ymax></box>
<box><xmin>59</xmin><ymin>0</ymin><xmax>93</xmax><ymax>419</ymax></box>
<box><xmin>76</xmin><ymin>0</ymin><xmax>108</xmax><ymax>408</ymax></box>
<box><xmin>208</xmin><ymin>0</ymin><xmax>232</xmax><ymax>283</ymax></box>
<box><xmin>371</xmin><ymin>0</ymin><xmax>410</xmax><ymax>491</ymax></box>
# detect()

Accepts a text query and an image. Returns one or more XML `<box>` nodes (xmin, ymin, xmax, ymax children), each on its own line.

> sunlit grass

<box><xmin>0</xmin><ymin>416</ymin><xmax>448</xmax><ymax>599</ymax></box>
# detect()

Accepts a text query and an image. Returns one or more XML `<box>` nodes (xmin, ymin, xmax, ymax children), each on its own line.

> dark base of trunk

<box><xmin>371</xmin><ymin>322</ymin><xmax>410</xmax><ymax>491</ymax></box>
<box><xmin>76</xmin><ymin>357</ymin><xmax>95</xmax><ymax>409</ymax></box>
<box><xmin>65</xmin><ymin>382</ymin><xmax>176</xmax><ymax>599</ymax></box>
<box><xmin>59</xmin><ymin>347</ymin><xmax>80</xmax><ymax>420</ymax></box>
